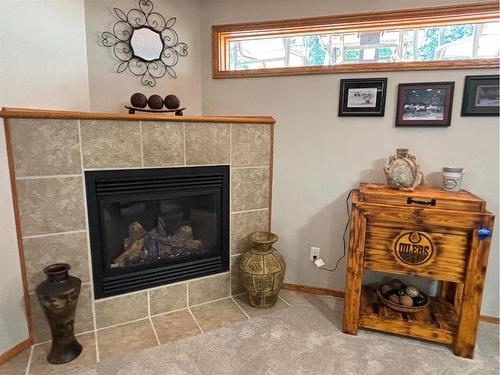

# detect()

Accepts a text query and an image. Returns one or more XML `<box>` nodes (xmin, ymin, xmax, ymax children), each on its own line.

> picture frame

<box><xmin>461</xmin><ymin>75</ymin><xmax>499</xmax><ymax>116</ymax></box>
<box><xmin>338</xmin><ymin>78</ymin><xmax>387</xmax><ymax>116</ymax></box>
<box><xmin>396</xmin><ymin>82</ymin><xmax>454</xmax><ymax>127</ymax></box>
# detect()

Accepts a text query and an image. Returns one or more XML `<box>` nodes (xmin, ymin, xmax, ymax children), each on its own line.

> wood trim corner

<box><xmin>0</xmin><ymin>339</ymin><xmax>31</xmax><ymax>366</ymax></box>
<box><xmin>268</xmin><ymin>122</ymin><xmax>274</xmax><ymax>232</ymax></box>
<box><xmin>3</xmin><ymin>119</ymin><xmax>34</xmax><ymax>344</ymax></box>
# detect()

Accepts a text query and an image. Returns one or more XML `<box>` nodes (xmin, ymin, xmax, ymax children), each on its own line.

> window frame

<box><xmin>212</xmin><ymin>2</ymin><xmax>500</xmax><ymax>79</ymax></box>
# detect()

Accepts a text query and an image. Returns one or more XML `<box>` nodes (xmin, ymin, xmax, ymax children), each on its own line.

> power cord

<box><xmin>312</xmin><ymin>189</ymin><xmax>355</xmax><ymax>272</ymax></box>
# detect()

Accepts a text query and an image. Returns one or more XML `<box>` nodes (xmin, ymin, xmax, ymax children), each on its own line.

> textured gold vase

<box><xmin>240</xmin><ymin>231</ymin><xmax>286</xmax><ymax>308</ymax></box>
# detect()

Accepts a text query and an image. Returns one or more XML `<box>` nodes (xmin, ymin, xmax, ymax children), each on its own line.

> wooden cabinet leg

<box><xmin>454</xmin><ymin>225</ymin><xmax>492</xmax><ymax>358</ymax></box>
<box><xmin>342</xmin><ymin>206</ymin><xmax>366</xmax><ymax>335</ymax></box>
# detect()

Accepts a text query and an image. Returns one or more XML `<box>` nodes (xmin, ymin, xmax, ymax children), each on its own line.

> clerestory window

<box><xmin>212</xmin><ymin>2</ymin><xmax>500</xmax><ymax>78</ymax></box>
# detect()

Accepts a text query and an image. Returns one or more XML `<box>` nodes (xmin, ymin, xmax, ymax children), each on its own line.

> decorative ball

<box><xmin>397</xmin><ymin>288</ymin><xmax>406</xmax><ymax>297</ymax></box>
<box><xmin>164</xmin><ymin>94</ymin><xmax>180</xmax><ymax>109</ymax></box>
<box><xmin>413</xmin><ymin>296</ymin><xmax>426</xmax><ymax>307</ymax></box>
<box><xmin>412</xmin><ymin>295</ymin><xmax>426</xmax><ymax>307</ymax></box>
<box><xmin>388</xmin><ymin>294</ymin><xmax>400</xmax><ymax>304</ymax></box>
<box><xmin>391</xmin><ymin>279</ymin><xmax>404</xmax><ymax>289</ymax></box>
<box><xmin>381</xmin><ymin>284</ymin><xmax>392</xmax><ymax>296</ymax></box>
<box><xmin>400</xmin><ymin>295</ymin><xmax>414</xmax><ymax>307</ymax></box>
<box><xmin>405</xmin><ymin>286</ymin><xmax>419</xmax><ymax>298</ymax></box>
<box><xmin>130</xmin><ymin>93</ymin><xmax>147</xmax><ymax>108</ymax></box>
<box><xmin>148</xmin><ymin>94</ymin><xmax>164</xmax><ymax>110</ymax></box>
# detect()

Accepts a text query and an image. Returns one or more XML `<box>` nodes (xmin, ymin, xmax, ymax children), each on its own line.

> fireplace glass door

<box><xmin>102</xmin><ymin>192</ymin><xmax>219</xmax><ymax>269</ymax></box>
<box><xmin>86</xmin><ymin>166</ymin><xmax>229</xmax><ymax>298</ymax></box>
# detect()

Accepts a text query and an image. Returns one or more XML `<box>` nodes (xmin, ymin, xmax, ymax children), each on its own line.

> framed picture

<box><xmin>396</xmin><ymin>82</ymin><xmax>454</xmax><ymax>127</ymax></box>
<box><xmin>338</xmin><ymin>78</ymin><xmax>387</xmax><ymax>116</ymax></box>
<box><xmin>461</xmin><ymin>75</ymin><xmax>499</xmax><ymax>116</ymax></box>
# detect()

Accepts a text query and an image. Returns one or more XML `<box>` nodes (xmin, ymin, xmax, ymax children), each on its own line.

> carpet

<box><xmin>70</xmin><ymin>297</ymin><xmax>499</xmax><ymax>375</ymax></box>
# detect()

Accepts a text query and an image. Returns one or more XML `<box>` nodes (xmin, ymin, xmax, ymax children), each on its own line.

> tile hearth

<box><xmin>0</xmin><ymin>291</ymin><xmax>299</xmax><ymax>375</ymax></box>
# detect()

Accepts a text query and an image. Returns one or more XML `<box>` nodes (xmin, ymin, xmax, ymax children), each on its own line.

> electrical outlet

<box><xmin>310</xmin><ymin>247</ymin><xmax>320</xmax><ymax>262</ymax></box>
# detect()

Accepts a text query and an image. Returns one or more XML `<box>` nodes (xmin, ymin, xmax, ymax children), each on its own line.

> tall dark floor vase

<box><xmin>36</xmin><ymin>263</ymin><xmax>82</xmax><ymax>364</ymax></box>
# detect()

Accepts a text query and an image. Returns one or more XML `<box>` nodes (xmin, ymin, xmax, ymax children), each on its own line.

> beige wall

<box><xmin>0</xmin><ymin>0</ymin><xmax>90</xmax><ymax>354</ymax></box>
<box><xmin>0</xmin><ymin>125</ymin><xmax>27</xmax><ymax>354</ymax></box>
<box><xmin>84</xmin><ymin>0</ymin><xmax>202</xmax><ymax>114</ymax></box>
<box><xmin>200</xmin><ymin>0</ymin><xmax>500</xmax><ymax>317</ymax></box>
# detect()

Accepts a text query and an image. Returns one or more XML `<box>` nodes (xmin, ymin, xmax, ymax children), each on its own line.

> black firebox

<box><xmin>85</xmin><ymin>166</ymin><xmax>229</xmax><ymax>299</ymax></box>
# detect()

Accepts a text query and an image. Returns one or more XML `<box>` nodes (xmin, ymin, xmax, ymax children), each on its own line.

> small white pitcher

<box><xmin>442</xmin><ymin>167</ymin><xmax>464</xmax><ymax>192</ymax></box>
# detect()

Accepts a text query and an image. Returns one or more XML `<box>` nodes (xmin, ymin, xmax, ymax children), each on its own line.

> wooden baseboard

<box><xmin>282</xmin><ymin>283</ymin><xmax>345</xmax><ymax>298</ymax></box>
<box><xmin>0</xmin><ymin>339</ymin><xmax>31</xmax><ymax>366</ymax></box>
<box><xmin>479</xmin><ymin>315</ymin><xmax>500</xmax><ymax>324</ymax></box>
<box><xmin>282</xmin><ymin>283</ymin><xmax>498</xmax><ymax>324</ymax></box>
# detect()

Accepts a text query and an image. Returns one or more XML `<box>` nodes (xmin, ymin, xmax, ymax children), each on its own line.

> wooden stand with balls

<box><xmin>126</xmin><ymin>93</ymin><xmax>186</xmax><ymax>115</ymax></box>
<box><xmin>342</xmin><ymin>183</ymin><xmax>495</xmax><ymax>359</ymax></box>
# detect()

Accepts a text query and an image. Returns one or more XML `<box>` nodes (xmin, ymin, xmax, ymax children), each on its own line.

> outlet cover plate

<box><xmin>310</xmin><ymin>247</ymin><xmax>320</xmax><ymax>262</ymax></box>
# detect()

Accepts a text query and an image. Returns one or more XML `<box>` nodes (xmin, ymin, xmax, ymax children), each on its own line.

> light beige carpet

<box><xmin>70</xmin><ymin>297</ymin><xmax>499</xmax><ymax>375</ymax></box>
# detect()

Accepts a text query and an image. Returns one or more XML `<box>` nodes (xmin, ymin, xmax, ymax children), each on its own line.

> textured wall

<box><xmin>84</xmin><ymin>0</ymin><xmax>202</xmax><ymax>114</ymax></box>
<box><xmin>200</xmin><ymin>0</ymin><xmax>500</xmax><ymax>317</ymax></box>
<box><xmin>0</xmin><ymin>0</ymin><xmax>90</xmax><ymax>354</ymax></box>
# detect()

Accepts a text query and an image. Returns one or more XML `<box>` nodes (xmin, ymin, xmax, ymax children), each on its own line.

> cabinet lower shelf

<box><xmin>359</xmin><ymin>285</ymin><xmax>458</xmax><ymax>345</ymax></box>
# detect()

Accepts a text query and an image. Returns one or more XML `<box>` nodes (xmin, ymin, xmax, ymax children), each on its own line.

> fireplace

<box><xmin>85</xmin><ymin>166</ymin><xmax>230</xmax><ymax>299</ymax></box>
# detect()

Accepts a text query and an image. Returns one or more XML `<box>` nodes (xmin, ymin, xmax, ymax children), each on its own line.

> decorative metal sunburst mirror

<box><xmin>100</xmin><ymin>0</ymin><xmax>188</xmax><ymax>87</ymax></box>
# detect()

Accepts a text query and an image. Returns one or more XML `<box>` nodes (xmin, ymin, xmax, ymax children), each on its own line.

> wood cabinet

<box><xmin>342</xmin><ymin>183</ymin><xmax>495</xmax><ymax>358</ymax></box>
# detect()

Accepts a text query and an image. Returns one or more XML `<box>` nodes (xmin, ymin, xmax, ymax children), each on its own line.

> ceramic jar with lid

<box><xmin>442</xmin><ymin>167</ymin><xmax>464</xmax><ymax>192</ymax></box>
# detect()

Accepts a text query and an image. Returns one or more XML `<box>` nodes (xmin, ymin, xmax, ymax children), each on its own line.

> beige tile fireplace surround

<box><xmin>1</xmin><ymin>108</ymin><xmax>275</xmax><ymax>345</ymax></box>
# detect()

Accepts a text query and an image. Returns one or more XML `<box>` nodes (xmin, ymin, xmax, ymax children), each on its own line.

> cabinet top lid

<box><xmin>358</xmin><ymin>183</ymin><xmax>486</xmax><ymax>212</ymax></box>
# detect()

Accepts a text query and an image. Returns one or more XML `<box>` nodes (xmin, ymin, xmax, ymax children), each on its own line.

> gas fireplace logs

<box><xmin>113</xmin><ymin>218</ymin><xmax>204</xmax><ymax>267</ymax></box>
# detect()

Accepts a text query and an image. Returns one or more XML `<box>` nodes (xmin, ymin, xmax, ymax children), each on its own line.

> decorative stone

<box><xmin>413</xmin><ymin>295</ymin><xmax>426</xmax><ymax>307</ymax></box>
<box><xmin>400</xmin><ymin>295</ymin><xmax>414</xmax><ymax>307</ymax></box>
<box><xmin>164</xmin><ymin>94</ymin><xmax>181</xmax><ymax>109</ymax></box>
<box><xmin>240</xmin><ymin>231</ymin><xmax>286</xmax><ymax>308</ymax></box>
<box><xmin>148</xmin><ymin>94</ymin><xmax>164</xmax><ymax>110</ymax></box>
<box><xmin>381</xmin><ymin>284</ymin><xmax>392</xmax><ymax>296</ymax></box>
<box><xmin>35</xmin><ymin>263</ymin><xmax>82</xmax><ymax>364</ymax></box>
<box><xmin>388</xmin><ymin>294</ymin><xmax>400</xmax><ymax>304</ymax></box>
<box><xmin>384</xmin><ymin>148</ymin><xmax>424</xmax><ymax>191</ymax></box>
<box><xmin>130</xmin><ymin>93</ymin><xmax>147</xmax><ymax>108</ymax></box>
<box><xmin>405</xmin><ymin>286</ymin><xmax>419</xmax><ymax>298</ymax></box>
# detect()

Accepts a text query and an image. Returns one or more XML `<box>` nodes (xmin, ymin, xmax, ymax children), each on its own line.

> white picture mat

<box><xmin>346</xmin><ymin>88</ymin><xmax>378</xmax><ymax>108</ymax></box>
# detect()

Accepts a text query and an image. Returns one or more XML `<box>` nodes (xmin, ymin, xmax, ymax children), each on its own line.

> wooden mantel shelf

<box><xmin>0</xmin><ymin>107</ymin><xmax>276</xmax><ymax>124</ymax></box>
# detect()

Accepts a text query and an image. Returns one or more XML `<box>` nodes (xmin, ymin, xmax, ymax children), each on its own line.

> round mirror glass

<box><xmin>130</xmin><ymin>28</ymin><xmax>163</xmax><ymax>61</ymax></box>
